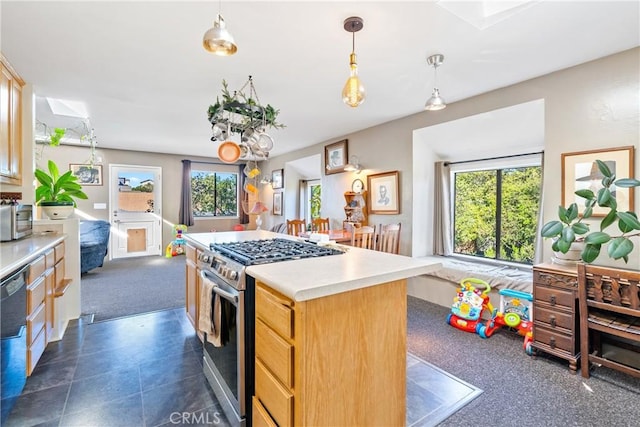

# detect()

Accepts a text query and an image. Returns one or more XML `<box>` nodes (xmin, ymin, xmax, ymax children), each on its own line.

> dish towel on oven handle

<box><xmin>198</xmin><ymin>278</ymin><xmax>223</xmax><ymax>347</ymax></box>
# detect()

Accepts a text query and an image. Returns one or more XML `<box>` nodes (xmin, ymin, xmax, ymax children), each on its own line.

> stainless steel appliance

<box><xmin>197</xmin><ymin>238</ymin><xmax>343</xmax><ymax>426</ymax></box>
<box><xmin>1</xmin><ymin>263</ymin><xmax>29</xmax><ymax>420</ymax></box>
<box><xmin>0</xmin><ymin>204</ymin><xmax>33</xmax><ymax>241</ymax></box>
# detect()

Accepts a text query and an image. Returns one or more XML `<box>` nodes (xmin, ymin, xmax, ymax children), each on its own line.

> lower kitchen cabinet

<box><xmin>254</xmin><ymin>279</ymin><xmax>407</xmax><ymax>426</ymax></box>
<box><xmin>185</xmin><ymin>243</ymin><xmax>202</xmax><ymax>340</ymax></box>
<box><xmin>531</xmin><ymin>263</ymin><xmax>580</xmax><ymax>373</ymax></box>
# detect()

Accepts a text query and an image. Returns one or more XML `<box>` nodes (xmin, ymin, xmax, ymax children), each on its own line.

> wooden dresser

<box><xmin>531</xmin><ymin>263</ymin><xmax>580</xmax><ymax>373</ymax></box>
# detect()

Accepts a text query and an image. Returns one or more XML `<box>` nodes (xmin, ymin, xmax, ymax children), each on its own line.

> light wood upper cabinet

<box><xmin>0</xmin><ymin>53</ymin><xmax>24</xmax><ymax>185</ymax></box>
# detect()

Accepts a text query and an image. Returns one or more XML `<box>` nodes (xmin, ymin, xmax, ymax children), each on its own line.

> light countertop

<box><xmin>185</xmin><ymin>230</ymin><xmax>441</xmax><ymax>301</ymax></box>
<box><xmin>1</xmin><ymin>232</ymin><xmax>66</xmax><ymax>278</ymax></box>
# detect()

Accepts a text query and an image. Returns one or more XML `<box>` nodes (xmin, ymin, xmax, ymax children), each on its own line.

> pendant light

<box><xmin>425</xmin><ymin>54</ymin><xmax>446</xmax><ymax>111</ymax></box>
<box><xmin>202</xmin><ymin>1</ymin><xmax>237</xmax><ymax>56</ymax></box>
<box><xmin>342</xmin><ymin>16</ymin><xmax>365</xmax><ymax>108</ymax></box>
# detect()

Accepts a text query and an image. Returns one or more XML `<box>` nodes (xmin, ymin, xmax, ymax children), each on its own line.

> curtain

<box><xmin>533</xmin><ymin>152</ymin><xmax>545</xmax><ymax>264</ymax></box>
<box><xmin>433</xmin><ymin>161</ymin><xmax>453</xmax><ymax>256</ymax></box>
<box><xmin>179</xmin><ymin>160</ymin><xmax>194</xmax><ymax>226</ymax></box>
<box><xmin>239</xmin><ymin>164</ymin><xmax>249</xmax><ymax>225</ymax></box>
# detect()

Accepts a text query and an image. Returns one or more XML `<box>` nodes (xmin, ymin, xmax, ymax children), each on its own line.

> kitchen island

<box><xmin>185</xmin><ymin>230</ymin><xmax>441</xmax><ymax>426</ymax></box>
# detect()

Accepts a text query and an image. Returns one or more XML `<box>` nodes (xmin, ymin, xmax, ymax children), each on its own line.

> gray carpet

<box><xmin>81</xmin><ymin>255</ymin><xmax>185</xmax><ymax>322</ymax></box>
<box><xmin>407</xmin><ymin>296</ymin><xmax>640</xmax><ymax>426</ymax></box>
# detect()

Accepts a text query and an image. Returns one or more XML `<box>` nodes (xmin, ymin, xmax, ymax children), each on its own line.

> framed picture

<box><xmin>324</xmin><ymin>139</ymin><xmax>348</xmax><ymax>175</ymax></box>
<box><xmin>273</xmin><ymin>192</ymin><xmax>283</xmax><ymax>215</ymax></box>
<box><xmin>69</xmin><ymin>164</ymin><xmax>102</xmax><ymax>186</ymax></box>
<box><xmin>272</xmin><ymin>169</ymin><xmax>283</xmax><ymax>189</ymax></box>
<box><xmin>562</xmin><ymin>146</ymin><xmax>635</xmax><ymax>217</ymax></box>
<box><xmin>367</xmin><ymin>171</ymin><xmax>400</xmax><ymax>214</ymax></box>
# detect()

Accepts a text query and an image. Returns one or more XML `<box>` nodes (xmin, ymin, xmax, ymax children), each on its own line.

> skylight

<box><xmin>46</xmin><ymin>97</ymin><xmax>89</xmax><ymax>118</ymax></box>
<box><xmin>437</xmin><ymin>0</ymin><xmax>539</xmax><ymax>30</ymax></box>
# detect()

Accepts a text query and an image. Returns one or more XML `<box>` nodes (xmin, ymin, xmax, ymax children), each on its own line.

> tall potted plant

<box><xmin>35</xmin><ymin>160</ymin><xmax>88</xmax><ymax>219</ymax></box>
<box><xmin>541</xmin><ymin>159</ymin><xmax>640</xmax><ymax>263</ymax></box>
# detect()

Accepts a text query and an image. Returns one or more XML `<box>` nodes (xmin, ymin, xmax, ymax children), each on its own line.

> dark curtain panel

<box><xmin>179</xmin><ymin>160</ymin><xmax>194</xmax><ymax>226</ymax></box>
<box><xmin>239</xmin><ymin>164</ymin><xmax>249</xmax><ymax>224</ymax></box>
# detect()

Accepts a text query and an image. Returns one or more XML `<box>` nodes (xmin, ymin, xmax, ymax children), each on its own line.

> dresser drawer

<box><xmin>252</xmin><ymin>396</ymin><xmax>277</xmax><ymax>427</ymax></box>
<box><xmin>255</xmin><ymin>358</ymin><xmax>293</xmax><ymax>427</ymax></box>
<box><xmin>256</xmin><ymin>284</ymin><xmax>293</xmax><ymax>340</ymax></box>
<box><xmin>256</xmin><ymin>318</ymin><xmax>294</xmax><ymax>388</ymax></box>
<box><xmin>54</xmin><ymin>242</ymin><xmax>65</xmax><ymax>264</ymax></box>
<box><xmin>533</xmin><ymin>270</ymin><xmax>577</xmax><ymax>288</ymax></box>
<box><xmin>27</xmin><ymin>302</ymin><xmax>46</xmax><ymax>346</ymax></box>
<box><xmin>533</xmin><ymin>324</ymin><xmax>574</xmax><ymax>353</ymax></box>
<box><xmin>534</xmin><ymin>285</ymin><xmax>574</xmax><ymax>309</ymax></box>
<box><xmin>27</xmin><ymin>275</ymin><xmax>46</xmax><ymax>313</ymax></box>
<box><xmin>534</xmin><ymin>305</ymin><xmax>574</xmax><ymax>332</ymax></box>
<box><xmin>28</xmin><ymin>256</ymin><xmax>45</xmax><ymax>285</ymax></box>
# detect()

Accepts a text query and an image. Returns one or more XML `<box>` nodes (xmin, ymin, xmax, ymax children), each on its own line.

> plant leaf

<box><xmin>47</xmin><ymin>160</ymin><xmax>60</xmax><ymax>182</ymax></box>
<box><xmin>561</xmin><ymin>227</ymin><xmax>575</xmax><ymax>243</ymax></box>
<box><xmin>597</xmin><ymin>187</ymin><xmax>612</xmax><ymax>206</ymax></box>
<box><xmin>556</xmin><ymin>237</ymin><xmax>571</xmax><ymax>253</ymax></box>
<box><xmin>607</xmin><ymin>237</ymin><xmax>634</xmax><ymax>260</ymax></box>
<box><xmin>541</xmin><ymin>221</ymin><xmax>563</xmax><ymax>237</ymax></box>
<box><xmin>582</xmin><ymin>206</ymin><xmax>593</xmax><ymax>219</ymax></box>
<box><xmin>596</xmin><ymin>160</ymin><xmax>612</xmax><ymax>177</ymax></box>
<box><xmin>566</xmin><ymin>203</ymin><xmax>578</xmax><ymax>222</ymax></box>
<box><xmin>600</xmin><ymin>209</ymin><xmax>617</xmax><ymax>231</ymax></box>
<box><xmin>575</xmin><ymin>189</ymin><xmax>595</xmax><ymax>200</ymax></box>
<box><xmin>572</xmin><ymin>222</ymin><xmax>589</xmax><ymax>235</ymax></box>
<box><xmin>581</xmin><ymin>243</ymin><xmax>601</xmax><ymax>263</ymax></box>
<box><xmin>584</xmin><ymin>231</ymin><xmax>610</xmax><ymax>244</ymax></box>
<box><xmin>614</xmin><ymin>178</ymin><xmax>640</xmax><ymax>188</ymax></box>
<box><xmin>617</xmin><ymin>211</ymin><xmax>640</xmax><ymax>232</ymax></box>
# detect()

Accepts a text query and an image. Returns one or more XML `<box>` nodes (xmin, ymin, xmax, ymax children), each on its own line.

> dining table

<box><xmin>298</xmin><ymin>229</ymin><xmax>352</xmax><ymax>243</ymax></box>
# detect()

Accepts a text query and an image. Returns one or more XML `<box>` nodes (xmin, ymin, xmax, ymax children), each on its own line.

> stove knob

<box><xmin>228</xmin><ymin>270</ymin><xmax>238</xmax><ymax>281</ymax></box>
<box><xmin>219</xmin><ymin>266</ymin><xmax>227</xmax><ymax>276</ymax></box>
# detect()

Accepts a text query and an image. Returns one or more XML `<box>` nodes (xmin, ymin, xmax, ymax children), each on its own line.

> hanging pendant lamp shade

<box><xmin>425</xmin><ymin>54</ymin><xmax>446</xmax><ymax>111</ymax></box>
<box><xmin>203</xmin><ymin>13</ymin><xmax>238</xmax><ymax>56</ymax></box>
<box><xmin>342</xmin><ymin>16</ymin><xmax>365</xmax><ymax>108</ymax></box>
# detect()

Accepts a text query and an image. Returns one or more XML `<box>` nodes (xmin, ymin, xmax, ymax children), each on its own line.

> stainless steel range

<box><xmin>197</xmin><ymin>238</ymin><xmax>343</xmax><ymax>426</ymax></box>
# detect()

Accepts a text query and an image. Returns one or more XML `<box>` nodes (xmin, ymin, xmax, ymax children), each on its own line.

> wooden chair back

<box><xmin>286</xmin><ymin>219</ymin><xmax>306</xmax><ymax>236</ymax></box>
<box><xmin>312</xmin><ymin>217</ymin><xmax>330</xmax><ymax>232</ymax></box>
<box><xmin>377</xmin><ymin>223</ymin><xmax>401</xmax><ymax>254</ymax></box>
<box><xmin>578</xmin><ymin>263</ymin><xmax>640</xmax><ymax>378</ymax></box>
<box><xmin>350</xmin><ymin>226</ymin><xmax>376</xmax><ymax>250</ymax></box>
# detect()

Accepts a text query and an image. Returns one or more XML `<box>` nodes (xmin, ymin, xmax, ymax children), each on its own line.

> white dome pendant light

<box><xmin>425</xmin><ymin>54</ymin><xmax>446</xmax><ymax>111</ymax></box>
<box><xmin>342</xmin><ymin>16</ymin><xmax>366</xmax><ymax>108</ymax></box>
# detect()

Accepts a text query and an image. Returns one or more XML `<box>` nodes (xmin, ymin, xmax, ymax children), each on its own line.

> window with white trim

<box><xmin>191</xmin><ymin>169</ymin><xmax>238</xmax><ymax>217</ymax></box>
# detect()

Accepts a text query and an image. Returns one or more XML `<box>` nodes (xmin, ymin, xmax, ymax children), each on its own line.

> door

<box><xmin>109</xmin><ymin>165</ymin><xmax>162</xmax><ymax>259</ymax></box>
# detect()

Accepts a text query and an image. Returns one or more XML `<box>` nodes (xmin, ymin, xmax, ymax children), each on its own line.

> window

<box><xmin>309</xmin><ymin>180</ymin><xmax>322</xmax><ymax>220</ymax></box>
<box><xmin>191</xmin><ymin>170</ymin><xmax>238</xmax><ymax>217</ymax></box>
<box><xmin>452</xmin><ymin>159</ymin><xmax>541</xmax><ymax>264</ymax></box>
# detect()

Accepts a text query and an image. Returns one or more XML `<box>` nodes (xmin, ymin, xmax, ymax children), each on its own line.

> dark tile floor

<box><xmin>2</xmin><ymin>308</ymin><xmax>478</xmax><ymax>427</ymax></box>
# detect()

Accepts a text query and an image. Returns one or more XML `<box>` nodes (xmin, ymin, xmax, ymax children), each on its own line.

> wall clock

<box><xmin>351</xmin><ymin>178</ymin><xmax>364</xmax><ymax>193</ymax></box>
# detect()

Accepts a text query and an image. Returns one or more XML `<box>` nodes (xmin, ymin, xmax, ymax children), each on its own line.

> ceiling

<box><xmin>2</xmin><ymin>1</ymin><xmax>638</xmax><ymax>160</ymax></box>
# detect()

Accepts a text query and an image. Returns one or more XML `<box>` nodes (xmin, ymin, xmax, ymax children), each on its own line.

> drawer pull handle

<box><xmin>550</xmin><ymin>295</ymin><xmax>556</xmax><ymax>305</ymax></box>
<box><xmin>550</xmin><ymin>316</ymin><xmax>556</xmax><ymax>328</ymax></box>
<box><xmin>549</xmin><ymin>337</ymin><xmax>556</xmax><ymax>348</ymax></box>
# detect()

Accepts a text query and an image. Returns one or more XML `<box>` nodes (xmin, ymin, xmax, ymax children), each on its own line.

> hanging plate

<box><xmin>218</xmin><ymin>141</ymin><xmax>241</xmax><ymax>163</ymax></box>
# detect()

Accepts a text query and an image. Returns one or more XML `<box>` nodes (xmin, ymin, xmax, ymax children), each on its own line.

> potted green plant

<box><xmin>541</xmin><ymin>159</ymin><xmax>640</xmax><ymax>263</ymax></box>
<box><xmin>35</xmin><ymin>160</ymin><xmax>88</xmax><ymax>219</ymax></box>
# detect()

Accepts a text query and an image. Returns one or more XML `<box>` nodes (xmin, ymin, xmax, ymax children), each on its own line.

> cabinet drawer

<box><xmin>256</xmin><ymin>284</ymin><xmax>293</xmax><ymax>340</ymax></box>
<box><xmin>534</xmin><ymin>305</ymin><xmax>574</xmax><ymax>332</ymax></box>
<box><xmin>28</xmin><ymin>256</ymin><xmax>45</xmax><ymax>284</ymax></box>
<box><xmin>533</xmin><ymin>324</ymin><xmax>573</xmax><ymax>353</ymax></box>
<box><xmin>255</xmin><ymin>358</ymin><xmax>293</xmax><ymax>427</ymax></box>
<box><xmin>27</xmin><ymin>275</ymin><xmax>46</xmax><ymax>313</ymax></box>
<box><xmin>534</xmin><ymin>285</ymin><xmax>574</xmax><ymax>309</ymax></box>
<box><xmin>27</xmin><ymin>327</ymin><xmax>46</xmax><ymax>376</ymax></box>
<box><xmin>45</xmin><ymin>249</ymin><xmax>55</xmax><ymax>269</ymax></box>
<box><xmin>186</xmin><ymin>244</ymin><xmax>198</xmax><ymax>263</ymax></box>
<box><xmin>27</xmin><ymin>302</ymin><xmax>46</xmax><ymax>346</ymax></box>
<box><xmin>55</xmin><ymin>261</ymin><xmax>65</xmax><ymax>289</ymax></box>
<box><xmin>252</xmin><ymin>396</ymin><xmax>277</xmax><ymax>427</ymax></box>
<box><xmin>256</xmin><ymin>318</ymin><xmax>293</xmax><ymax>388</ymax></box>
<box><xmin>54</xmin><ymin>242</ymin><xmax>65</xmax><ymax>264</ymax></box>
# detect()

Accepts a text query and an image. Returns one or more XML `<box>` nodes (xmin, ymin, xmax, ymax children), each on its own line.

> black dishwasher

<box><xmin>1</xmin><ymin>263</ymin><xmax>29</xmax><ymax>414</ymax></box>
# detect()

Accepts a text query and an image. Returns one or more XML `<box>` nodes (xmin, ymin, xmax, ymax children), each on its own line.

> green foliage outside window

<box><xmin>454</xmin><ymin>166</ymin><xmax>541</xmax><ymax>264</ymax></box>
<box><xmin>310</xmin><ymin>184</ymin><xmax>322</xmax><ymax>219</ymax></box>
<box><xmin>191</xmin><ymin>171</ymin><xmax>238</xmax><ymax>217</ymax></box>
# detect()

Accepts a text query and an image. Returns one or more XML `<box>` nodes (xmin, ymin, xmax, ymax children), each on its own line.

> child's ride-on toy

<box><xmin>477</xmin><ymin>288</ymin><xmax>534</xmax><ymax>355</ymax></box>
<box><xmin>446</xmin><ymin>278</ymin><xmax>494</xmax><ymax>335</ymax></box>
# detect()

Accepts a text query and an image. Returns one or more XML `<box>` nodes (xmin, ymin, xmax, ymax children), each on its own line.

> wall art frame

<box><xmin>69</xmin><ymin>164</ymin><xmax>102</xmax><ymax>186</ymax></box>
<box><xmin>324</xmin><ymin>139</ymin><xmax>348</xmax><ymax>175</ymax></box>
<box><xmin>273</xmin><ymin>192</ymin><xmax>283</xmax><ymax>216</ymax></box>
<box><xmin>272</xmin><ymin>169</ymin><xmax>283</xmax><ymax>189</ymax></box>
<box><xmin>367</xmin><ymin>170</ymin><xmax>400</xmax><ymax>214</ymax></box>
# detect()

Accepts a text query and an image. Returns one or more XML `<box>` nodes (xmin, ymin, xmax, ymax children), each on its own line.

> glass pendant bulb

<box><xmin>342</xmin><ymin>53</ymin><xmax>365</xmax><ymax>108</ymax></box>
<box><xmin>203</xmin><ymin>14</ymin><xmax>238</xmax><ymax>56</ymax></box>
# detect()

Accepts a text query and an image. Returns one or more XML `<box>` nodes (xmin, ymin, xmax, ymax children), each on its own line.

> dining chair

<box><xmin>577</xmin><ymin>263</ymin><xmax>640</xmax><ymax>379</ymax></box>
<box><xmin>312</xmin><ymin>217</ymin><xmax>330</xmax><ymax>232</ymax></box>
<box><xmin>350</xmin><ymin>226</ymin><xmax>376</xmax><ymax>250</ymax></box>
<box><xmin>286</xmin><ymin>219</ymin><xmax>307</xmax><ymax>236</ymax></box>
<box><xmin>377</xmin><ymin>222</ymin><xmax>401</xmax><ymax>254</ymax></box>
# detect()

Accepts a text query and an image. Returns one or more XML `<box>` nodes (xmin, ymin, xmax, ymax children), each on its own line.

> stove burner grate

<box><xmin>210</xmin><ymin>238</ymin><xmax>343</xmax><ymax>265</ymax></box>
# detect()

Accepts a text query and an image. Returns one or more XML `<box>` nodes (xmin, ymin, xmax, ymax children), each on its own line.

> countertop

<box><xmin>1</xmin><ymin>232</ymin><xmax>66</xmax><ymax>278</ymax></box>
<box><xmin>184</xmin><ymin>230</ymin><xmax>442</xmax><ymax>301</ymax></box>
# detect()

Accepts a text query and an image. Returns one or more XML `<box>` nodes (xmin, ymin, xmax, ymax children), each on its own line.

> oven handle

<box><xmin>200</xmin><ymin>270</ymin><xmax>239</xmax><ymax>305</ymax></box>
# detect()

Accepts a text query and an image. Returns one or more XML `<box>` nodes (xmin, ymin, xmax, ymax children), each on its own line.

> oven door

<box><xmin>200</xmin><ymin>270</ymin><xmax>245</xmax><ymax>425</ymax></box>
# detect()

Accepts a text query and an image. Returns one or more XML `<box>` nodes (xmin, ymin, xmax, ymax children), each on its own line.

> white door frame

<box><xmin>109</xmin><ymin>164</ymin><xmax>162</xmax><ymax>259</ymax></box>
